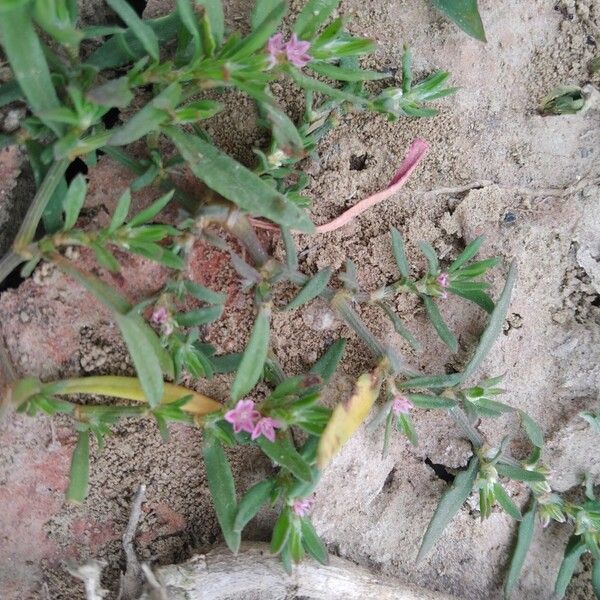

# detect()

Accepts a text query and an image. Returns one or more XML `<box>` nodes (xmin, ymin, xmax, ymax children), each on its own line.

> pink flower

<box><xmin>267</xmin><ymin>32</ymin><xmax>286</xmax><ymax>68</ymax></box>
<box><xmin>151</xmin><ymin>306</ymin><xmax>169</xmax><ymax>325</ymax></box>
<box><xmin>437</xmin><ymin>272</ymin><xmax>450</xmax><ymax>288</ymax></box>
<box><xmin>292</xmin><ymin>495</ymin><xmax>315</xmax><ymax>517</ymax></box>
<box><xmin>285</xmin><ymin>34</ymin><xmax>311</xmax><ymax>67</ymax></box>
<box><xmin>225</xmin><ymin>399</ymin><xmax>260</xmax><ymax>435</ymax></box>
<box><xmin>392</xmin><ymin>395</ymin><xmax>413</xmax><ymax>415</ymax></box>
<box><xmin>251</xmin><ymin>417</ymin><xmax>281</xmax><ymax>442</ymax></box>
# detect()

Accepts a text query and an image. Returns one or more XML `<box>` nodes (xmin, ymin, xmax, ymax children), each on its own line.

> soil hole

<box><xmin>0</xmin><ymin>265</ymin><xmax>25</xmax><ymax>292</ymax></box>
<box><xmin>102</xmin><ymin>107</ymin><xmax>121</xmax><ymax>130</ymax></box>
<box><xmin>424</xmin><ymin>458</ymin><xmax>455</xmax><ymax>483</ymax></box>
<box><xmin>125</xmin><ymin>0</ymin><xmax>147</xmax><ymax>17</ymax></box>
<box><xmin>65</xmin><ymin>158</ymin><xmax>89</xmax><ymax>184</ymax></box>
<box><xmin>349</xmin><ymin>153</ymin><xmax>369</xmax><ymax>171</ymax></box>
<box><xmin>382</xmin><ymin>467</ymin><xmax>397</xmax><ymax>491</ymax></box>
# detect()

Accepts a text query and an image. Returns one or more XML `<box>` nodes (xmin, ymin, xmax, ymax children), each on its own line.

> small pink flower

<box><xmin>292</xmin><ymin>495</ymin><xmax>315</xmax><ymax>517</ymax></box>
<box><xmin>225</xmin><ymin>399</ymin><xmax>260</xmax><ymax>435</ymax></box>
<box><xmin>437</xmin><ymin>272</ymin><xmax>450</xmax><ymax>288</ymax></box>
<box><xmin>285</xmin><ymin>34</ymin><xmax>311</xmax><ymax>67</ymax></box>
<box><xmin>267</xmin><ymin>32</ymin><xmax>286</xmax><ymax>68</ymax></box>
<box><xmin>392</xmin><ymin>395</ymin><xmax>413</xmax><ymax>415</ymax></box>
<box><xmin>151</xmin><ymin>306</ymin><xmax>169</xmax><ymax>325</ymax></box>
<box><xmin>251</xmin><ymin>417</ymin><xmax>281</xmax><ymax>442</ymax></box>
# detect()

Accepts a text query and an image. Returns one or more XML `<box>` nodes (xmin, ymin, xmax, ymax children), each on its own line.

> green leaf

<box><xmin>0</xmin><ymin>4</ymin><xmax>62</xmax><ymax>136</ymax></box>
<box><xmin>592</xmin><ymin>560</ymin><xmax>600</xmax><ymax>599</ymax></box>
<box><xmin>176</xmin><ymin>0</ymin><xmax>201</xmax><ymax>57</ymax></box>
<box><xmin>234</xmin><ymin>479</ymin><xmax>275</xmax><ymax>532</ymax></box>
<box><xmin>284</xmin><ymin>269</ymin><xmax>331</xmax><ymax>311</ymax></box>
<box><xmin>165</xmin><ymin>127</ymin><xmax>314</xmax><ymax>232</ymax></box>
<box><xmin>106</xmin><ymin>0</ymin><xmax>159</xmax><ymax>60</ymax></box>
<box><xmin>310</xmin><ymin>339</ymin><xmax>346</xmax><ymax>384</ymax></box>
<box><xmin>449</xmin><ymin>236</ymin><xmax>485</xmax><ymax>272</ymax></box>
<box><xmin>431</xmin><ymin>0</ymin><xmax>486</xmax><ymax>42</ymax></box>
<box><xmin>87</xmin><ymin>76</ymin><xmax>134</xmax><ymax>108</ymax></box>
<box><xmin>495</xmin><ymin>463</ymin><xmax>545</xmax><ymax>483</ymax></box>
<box><xmin>398</xmin><ymin>413</ymin><xmax>418</xmax><ymax>446</ymax></box>
<box><xmin>176</xmin><ymin>305</ymin><xmax>223</xmax><ymax>327</ymax></box>
<box><xmin>184</xmin><ymin>280</ymin><xmax>226</xmax><ymax>305</ymax></box>
<box><xmin>407</xmin><ymin>394</ymin><xmax>455</xmax><ymax>409</ymax></box>
<box><xmin>263</xmin><ymin>102</ymin><xmax>304</xmax><ymax>158</ymax></box>
<box><xmin>66</xmin><ymin>429</ymin><xmax>90</xmax><ymax>504</ymax></box>
<box><xmin>231</xmin><ymin>1</ymin><xmax>286</xmax><ymax>59</ymax></box>
<box><xmin>288</xmin><ymin>68</ymin><xmax>368</xmax><ymax>106</ymax></box>
<box><xmin>421</xmin><ymin>295</ymin><xmax>458</xmax><ymax>352</ymax></box>
<box><xmin>281</xmin><ymin>227</ymin><xmax>298</xmax><ymax>271</ymax></box>
<box><xmin>110</xmin><ymin>84</ymin><xmax>181</xmax><ymax>146</ymax></box>
<box><xmin>301</xmin><ymin>518</ymin><xmax>329</xmax><ymax>564</ymax></box>
<box><xmin>128</xmin><ymin>190</ymin><xmax>175</xmax><ymax>227</ymax></box>
<box><xmin>0</xmin><ymin>79</ymin><xmax>23</xmax><ymax>108</ymax></box>
<box><xmin>309</xmin><ymin>62</ymin><xmax>387</xmax><ymax>82</ymax></box>
<box><xmin>417</xmin><ymin>455</ymin><xmax>479</xmax><ymax>561</ymax></box>
<box><xmin>554</xmin><ymin>536</ymin><xmax>587</xmax><ymax>598</ymax></box>
<box><xmin>380</xmin><ymin>303</ymin><xmax>421</xmax><ymax>351</ymax></box>
<box><xmin>448</xmin><ymin>287</ymin><xmax>494</xmax><ymax>313</ymax></box>
<box><xmin>419</xmin><ymin>241</ymin><xmax>439</xmax><ymax>274</ymax></box>
<box><xmin>92</xmin><ymin>244</ymin><xmax>120</xmax><ymax>272</ymax></box>
<box><xmin>251</xmin><ymin>0</ymin><xmax>280</xmax><ymax>29</ymax></box>
<box><xmin>461</xmin><ymin>262</ymin><xmax>516</xmax><ymax>381</ymax></box>
<box><xmin>87</xmin><ymin>13</ymin><xmax>180</xmax><ymax>69</ymax></box>
<box><xmin>231</xmin><ymin>306</ymin><xmax>271</xmax><ymax>401</ymax></box>
<box><xmin>109</xmin><ymin>189</ymin><xmax>131</xmax><ymax>233</ymax></box>
<box><xmin>294</xmin><ymin>0</ymin><xmax>341</xmax><ymax>38</ymax></box>
<box><xmin>62</xmin><ymin>174</ymin><xmax>87</xmax><ymax>231</ymax></box>
<box><xmin>197</xmin><ymin>0</ymin><xmax>225</xmax><ymax>45</ymax></box>
<box><xmin>271</xmin><ymin>507</ymin><xmax>292</xmax><ymax>555</ymax></box>
<box><xmin>504</xmin><ymin>502</ymin><xmax>537</xmax><ymax>599</ymax></box>
<box><xmin>520</xmin><ymin>411</ymin><xmax>544</xmax><ymax>448</ymax></box>
<box><xmin>203</xmin><ymin>435</ymin><xmax>240</xmax><ymax>553</ymax></box>
<box><xmin>493</xmin><ymin>483</ymin><xmax>522</xmax><ymax>520</ymax></box>
<box><xmin>257</xmin><ymin>435</ymin><xmax>313</xmax><ymax>483</ymax></box>
<box><xmin>398</xmin><ymin>373</ymin><xmax>463</xmax><ymax>389</ymax></box>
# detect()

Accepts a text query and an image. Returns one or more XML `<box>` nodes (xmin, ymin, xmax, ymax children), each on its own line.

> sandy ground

<box><xmin>1</xmin><ymin>0</ymin><xmax>600</xmax><ymax>598</ymax></box>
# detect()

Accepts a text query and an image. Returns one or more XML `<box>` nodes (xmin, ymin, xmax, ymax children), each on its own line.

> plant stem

<box><xmin>13</xmin><ymin>158</ymin><xmax>70</xmax><ymax>252</ymax></box>
<box><xmin>53</xmin><ymin>375</ymin><xmax>222</xmax><ymax>416</ymax></box>
<box><xmin>0</xmin><ymin>250</ymin><xmax>23</xmax><ymax>286</ymax></box>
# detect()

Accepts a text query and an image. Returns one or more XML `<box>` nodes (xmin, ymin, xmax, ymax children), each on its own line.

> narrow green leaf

<box><xmin>555</xmin><ymin>536</ymin><xmax>587</xmax><ymax>598</ymax></box>
<box><xmin>493</xmin><ymin>483</ymin><xmax>522</xmax><ymax>520</ymax></box>
<box><xmin>419</xmin><ymin>241</ymin><xmax>439</xmax><ymax>274</ymax></box>
<box><xmin>106</xmin><ymin>0</ymin><xmax>159</xmax><ymax>60</ymax></box>
<box><xmin>407</xmin><ymin>394</ymin><xmax>455</xmax><ymax>409</ymax></box>
<box><xmin>66</xmin><ymin>429</ymin><xmax>90</xmax><ymax>504</ymax></box>
<box><xmin>263</xmin><ymin>102</ymin><xmax>304</xmax><ymax>158</ymax></box>
<box><xmin>281</xmin><ymin>227</ymin><xmax>298</xmax><ymax>271</ymax></box>
<box><xmin>165</xmin><ymin>127</ymin><xmax>314</xmax><ymax>232</ymax></box>
<box><xmin>231</xmin><ymin>306</ymin><xmax>271</xmax><ymax>400</ymax></box>
<box><xmin>109</xmin><ymin>189</ymin><xmax>131</xmax><ymax>233</ymax></box>
<box><xmin>110</xmin><ymin>84</ymin><xmax>181</xmax><ymax>146</ymax></box>
<box><xmin>128</xmin><ymin>190</ymin><xmax>175</xmax><ymax>227</ymax></box>
<box><xmin>449</xmin><ymin>236</ymin><xmax>485</xmax><ymax>272</ymax></box>
<box><xmin>197</xmin><ymin>0</ymin><xmax>224</xmax><ymax>45</ymax></box>
<box><xmin>184</xmin><ymin>280</ymin><xmax>226</xmax><ymax>305</ymax></box>
<box><xmin>234</xmin><ymin>479</ymin><xmax>275</xmax><ymax>532</ymax></box>
<box><xmin>422</xmin><ymin>295</ymin><xmax>458</xmax><ymax>353</ymax></box>
<box><xmin>461</xmin><ymin>262</ymin><xmax>516</xmax><ymax>381</ymax></box>
<box><xmin>251</xmin><ymin>0</ymin><xmax>281</xmax><ymax>29</ymax></box>
<box><xmin>301</xmin><ymin>518</ymin><xmax>329</xmax><ymax>564</ymax></box>
<box><xmin>417</xmin><ymin>455</ymin><xmax>479</xmax><ymax>561</ymax></box>
<box><xmin>592</xmin><ymin>560</ymin><xmax>600</xmax><ymax>599</ymax></box>
<box><xmin>232</xmin><ymin>2</ymin><xmax>286</xmax><ymax>58</ymax></box>
<box><xmin>448</xmin><ymin>287</ymin><xmax>495</xmax><ymax>313</ymax></box>
<box><xmin>495</xmin><ymin>463</ymin><xmax>545</xmax><ymax>483</ymax></box>
<box><xmin>0</xmin><ymin>79</ymin><xmax>23</xmax><ymax>108</ymax></box>
<box><xmin>288</xmin><ymin>68</ymin><xmax>368</xmax><ymax>106</ymax></box>
<box><xmin>309</xmin><ymin>62</ymin><xmax>387</xmax><ymax>82</ymax></box>
<box><xmin>62</xmin><ymin>175</ymin><xmax>87</xmax><ymax>231</ymax></box>
<box><xmin>398</xmin><ymin>373</ymin><xmax>463</xmax><ymax>389</ymax></box>
<box><xmin>310</xmin><ymin>339</ymin><xmax>346</xmax><ymax>384</ymax></box>
<box><xmin>284</xmin><ymin>269</ymin><xmax>331</xmax><ymax>311</ymax></box>
<box><xmin>0</xmin><ymin>5</ymin><xmax>62</xmax><ymax>136</ymax></box>
<box><xmin>257</xmin><ymin>435</ymin><xmax>313</xmax><ymax>483</ymax></box>
<box><xmin>398</xmin><ymin>413</ymin><xmax>418</xmax><ymax>446</ymax></box>
<box><xmin>92</xmin><ymin>244</ymin><xmax>120</xmax><ymax>272</ymax></box>
<box><xmin>176</xmin><ymin>0</ymin><xmax>201</xmax><ymax>56</ymax></box>
<box><xmin>203</xmin><ymin>435</ymin><xmax>240</xmax><ymax>553</ymax></box>
<box><xmin>431</xmin><ymin>0</ymin><xmax>487</xmax><ymax>42</ymax></box>
<box><xmin>380</xmin><ymin>303</ymin><xmax>421</xmax><ymax>351</ymax></box>
<box><xmin>520</xmin><ymin>411</ymin><xmax>544</xmax><ymax>448</ymax></box>
<box><xmin>294</xmin><ymin>0</ymin><xmax>340</xmax><ymax>38</ymax></box>
<box><xmin>271</xmin><ymin>508</ymin><xmax>292</xmax><ymax>555</ymax></box>
<box><xmin>390</xmin><ymin>229</ymin><xmax>410</xmax><ymax>279</ymax></box>
<box><xmin>504</xmin><ymin>502</ymin><xmax>537</xmax><ymax>599</ymax></box>
<box><xmin>176</xmin><ymin>305</ymin><xmax>223</xmax><ymax>327</ymax></box>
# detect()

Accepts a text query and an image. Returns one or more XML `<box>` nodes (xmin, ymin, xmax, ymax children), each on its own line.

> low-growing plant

<box><xmin>0</xmin><ymin>0</ymin><xmax>596</xmax><ymax>597</ymax></box>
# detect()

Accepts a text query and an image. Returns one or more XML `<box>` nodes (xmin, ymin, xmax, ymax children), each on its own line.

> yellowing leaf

<box><xmin>317</xmin><ymin>372</ymin><xmax>382</xmax><ymax>468</ymax></box>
